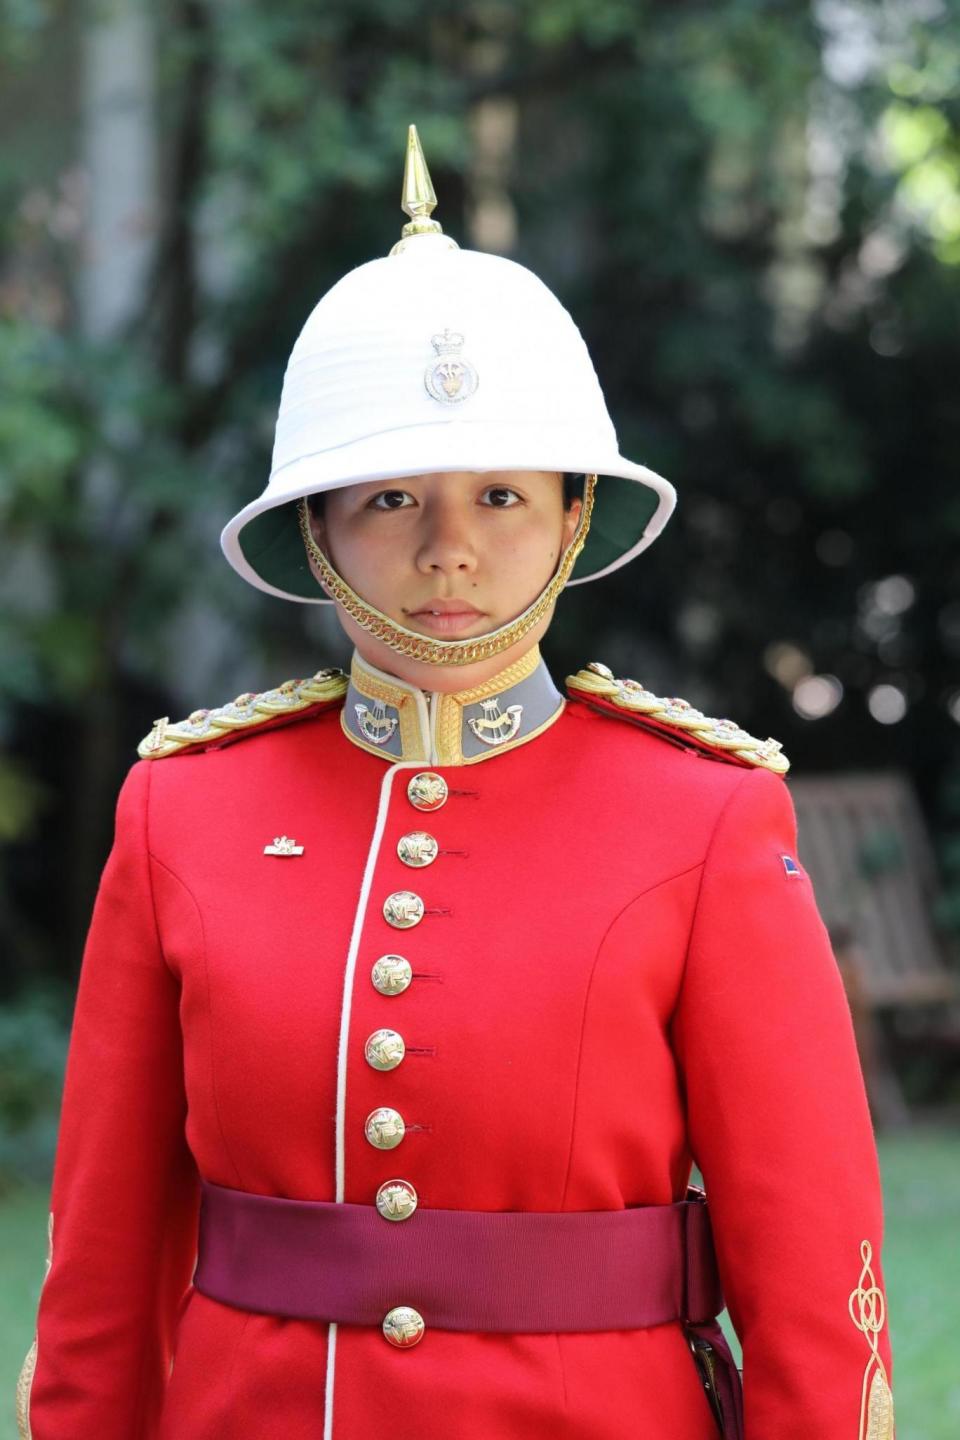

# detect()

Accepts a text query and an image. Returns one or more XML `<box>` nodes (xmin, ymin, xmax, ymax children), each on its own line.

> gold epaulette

<box><xmin>137</xmin><ymin>668</ymin><xmax>348</xmax><ymax>760</ymax></box>
<box><xmin>566</xmin><ymin>662</ymin><xmax>790</xmax><ymax>775</ymax></box>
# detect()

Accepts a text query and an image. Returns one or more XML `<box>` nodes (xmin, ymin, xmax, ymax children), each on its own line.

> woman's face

<box><xmin>306</xmin><ymin>470</ymin><xmax>582</xmax><ymax>692</ymax></box>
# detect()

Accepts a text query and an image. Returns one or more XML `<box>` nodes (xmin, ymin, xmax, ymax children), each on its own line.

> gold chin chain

<box><xmin>296</xmin><ymin>473</ymin><xmax>597</xmax><ymax>666</ymax></box>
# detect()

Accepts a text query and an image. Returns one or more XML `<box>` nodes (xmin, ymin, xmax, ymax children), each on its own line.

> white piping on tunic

<box><xmin>325</xmin><ymin>759</ymin><xmax>425</xmax><ymax>1440</ymax></box>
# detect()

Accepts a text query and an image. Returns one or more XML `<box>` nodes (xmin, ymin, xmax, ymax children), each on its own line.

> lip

<box><xmin>408</xmin><ymin>599</ymin><xmax>485</xmax><ymax>617</ymax></box>
<box><xmin>405</xmin><ymin>599</ymin><xmax>488</xmax><ymax>636</ymax></box>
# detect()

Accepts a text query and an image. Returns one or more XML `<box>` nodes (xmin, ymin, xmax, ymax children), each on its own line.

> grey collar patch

<box><xmin>342</xmin><ymin>649</ymin><xmax>564</xmax><ymax>766</ymax></box>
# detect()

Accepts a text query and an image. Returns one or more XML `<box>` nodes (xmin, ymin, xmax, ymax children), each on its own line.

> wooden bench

<box><xmin>788</xmin><ymin>771</ymin><xmax>960</xmax><ymax>1123</ymax></box>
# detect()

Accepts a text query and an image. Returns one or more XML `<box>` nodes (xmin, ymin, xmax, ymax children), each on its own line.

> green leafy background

<box><xmin>1</xmin><ymin>3</ymin><xmax>959</xmax><ymax>1433</ymax></box>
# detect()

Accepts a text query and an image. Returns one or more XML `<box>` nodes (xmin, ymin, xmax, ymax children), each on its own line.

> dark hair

<box><xmin>307</xmin><ymin>472</ymin><xmax>583</xmax><ymax>518</ymax></box>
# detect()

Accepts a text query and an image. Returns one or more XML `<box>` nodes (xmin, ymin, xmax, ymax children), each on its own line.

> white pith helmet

<box><xmin>220</xmin><ymin>124</ymin><xmax>677</xmax><ymax>603</ymax></box>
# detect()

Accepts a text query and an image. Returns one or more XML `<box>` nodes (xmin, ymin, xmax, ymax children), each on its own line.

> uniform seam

<box><xmin>552</xmin><ymin>1330</ymin><xmax>570</xmax><ymax>1414</ymax></box>
<box><xmin>673</xmin><ymin>770</ymin><xmax>756</xmax><ymax>1016</ymax></box>
<box><xmin>142</xmin><ymin>762</ymin><xmax>171</xmax><ymax>975</ymax></box>
<box><xmin>136</xmin><ymin>763</ymin><xmax>184</xmax><ymax>1433</ymax></box>
<box><xmin>147</xmin><ymin>848</ymin><xmax>245</xmax><ymax>1188</ymax></box>
<box><xmin>134</xmin><ymin>763</ymin><xmax>165</xmax><ymax>1433</ymax></box>
<box><xmin>217</xmin><ymin>1310</ymin><xmax>253</xmax><ymax>1440</ymax></box>
<box><xmin>559</xmin><ymin>859</ymin><xmax>706</xmax><ymax>1210</ymax></box>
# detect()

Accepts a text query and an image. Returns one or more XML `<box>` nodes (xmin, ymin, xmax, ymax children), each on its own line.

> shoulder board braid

<box><xmin>137</xmin><ymin>668</ymin><xmax>348</xmax><ymax>760</ymax></box>
<box><xmin>566</xmin><ymin>662</ymin><xmax>790</xmax><ymax>775</ymax></box>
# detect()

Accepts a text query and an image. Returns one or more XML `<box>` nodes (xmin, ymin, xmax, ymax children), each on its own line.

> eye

<box><xmin>481</xmin><ymin>486</ymin><xmax>522</xmax><ymax>508</ymax></box>
<box><xmin>369</xmin><ymin>490</ymin><xmax>415</xmax><ymax>510</ymax></box>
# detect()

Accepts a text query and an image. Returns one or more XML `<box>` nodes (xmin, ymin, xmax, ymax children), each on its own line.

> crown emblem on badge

<box><xmin>424</xmin><ymin>328</ymin><xmax>479</xmax><ymax>404</ymax></box>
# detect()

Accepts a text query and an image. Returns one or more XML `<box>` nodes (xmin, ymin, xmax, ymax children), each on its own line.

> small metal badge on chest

<box><xmin>424</xmin><ymin>328</ymin><xmax>479</xmax><ymax>404</ymax></box>
<box><xmin>264</xmin><ymin>835</ymin><xmax>304</xmax><ymax>856</ymax></box>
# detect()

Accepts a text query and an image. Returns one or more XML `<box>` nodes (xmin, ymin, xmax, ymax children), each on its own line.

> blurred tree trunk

<box><xmin>68</xmin><ymin>0</ymin><xmax>158</xmax><ymax>958</ymax></box>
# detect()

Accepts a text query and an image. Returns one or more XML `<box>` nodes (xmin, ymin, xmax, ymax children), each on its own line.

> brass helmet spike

<box><xmin>389</xmin><ymin>124</ymin><xmax>459</xmax><ymax>255</ymax></box>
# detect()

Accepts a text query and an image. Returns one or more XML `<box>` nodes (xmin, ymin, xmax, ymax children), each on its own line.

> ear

<box><xmin>306</xmin><ymin>503</ymin><xmax>327</xmax><ymax>549</ymax></box>
<box><xmin>562</xmin><ymin>495</ymin><xmax>583</xmax><ymax>550</ymax></box>
<box><xmin>303</xmin><ymin>504</ymin><xmax>334</xmax><ymax>590</ymax></box>
<box><xmin>306</xmin><ymin>501</ymin><xmax>336</xmax><ymax>565</ymax></box>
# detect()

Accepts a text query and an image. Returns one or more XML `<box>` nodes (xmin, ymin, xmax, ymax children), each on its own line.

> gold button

<box><xmin>365</xmin><ymin>1106</ymin><xmax>405</xmax><ymax>1149</ymax></box>
<box><xmin>407</xmin><ymin>772</ymin><xmax>448</xmax><ymax>812</ymax></box>
<box><xmin>365</xmin><ymin>1028</ymin><xmax>406</xmax><ymax>1071</ymax></box>
<box><xmin>383</xmin><ymin>891</ymin><xmax>424</xmax><ymax>929</ymax></box>
<box><xmin>371</xmin><ymin>955</ymin><xmax>412</xmax><ymax>996</ymax></box>
<box><xmin>397</xmin><ymin>831</ymin><xmax>439</xmax><ymax>868</ymax></box>
<box><xmin>383</xmin><ymin>1305</ymin><xmax>425</xmax><ymax>1347</ymax></box>
<box><xmin>375</xmin><ymin>1178</ymin><xmax>418</xmax><ymax>1221</ymax></box>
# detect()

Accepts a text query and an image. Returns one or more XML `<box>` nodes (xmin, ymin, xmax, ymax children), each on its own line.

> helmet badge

<box><xmin>424</xmin><ymin>328</ymin><xmax>479</xmax><ymax>405</ymax></box>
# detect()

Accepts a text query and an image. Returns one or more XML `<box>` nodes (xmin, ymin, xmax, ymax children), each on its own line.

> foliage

<box><xmin>1</xmin><ymin>0</ymin><xmax>959</xmax><ymax>980</ymax></box>
<box><xmin>0</xmin><ymin>986</ymin><xmax>68</xmax><ymax>1193</ymax></box>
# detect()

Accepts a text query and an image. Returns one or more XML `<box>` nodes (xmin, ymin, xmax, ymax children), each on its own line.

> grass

<box><xmin>872</xmin><ymin>1123</ymin><xmax>960</xmax><ymax>1439</ymax></box>
<box><xmin>1</xmin><ymin>1124</ymin><xmax>957</xmax><ymax>1438</ymax></box>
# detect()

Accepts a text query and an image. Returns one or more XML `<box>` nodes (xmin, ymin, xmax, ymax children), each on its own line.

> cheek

<box><xmin>325</xmin><ymin>519</ymin><xmax>403</xmax><ymax>590</ymax></box>
<box><xmin>494</xmin><ymin>523</ymin><xmax>564</xmax><ymax>591</ymax></box>
<box><xmin>517</xmin><ymin>512</ymin><xmax>566</xmax><ymax>562</ymax></box>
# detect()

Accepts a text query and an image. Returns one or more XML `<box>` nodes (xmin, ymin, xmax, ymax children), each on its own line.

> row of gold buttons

<box><xmin>368</xmin><ymin>771</ymin><xmax>450</xmax><ymax>1348</ymax></box>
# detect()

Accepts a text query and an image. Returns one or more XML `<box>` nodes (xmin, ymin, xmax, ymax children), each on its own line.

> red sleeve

<box><xmin>16</xmin><ymin>760</ymin><xmax>200</xmax><ymax>1440</ymax></box>
<box><xmin>670</xmin><ymin>765</ymin><xmax>896</xmax><ymax>1440</ymax></box>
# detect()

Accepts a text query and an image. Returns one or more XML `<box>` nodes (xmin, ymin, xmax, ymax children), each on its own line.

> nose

<box><xmin>414</xmin><ymin>497</ymin><xmax>479</xmax><ymax>578</ymax></box>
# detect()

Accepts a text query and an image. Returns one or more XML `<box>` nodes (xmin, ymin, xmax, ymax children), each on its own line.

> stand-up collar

<box><xmin>341</xmin><ymin>646</ymin><xmax>565</xmax><ymax>766</ymax></box>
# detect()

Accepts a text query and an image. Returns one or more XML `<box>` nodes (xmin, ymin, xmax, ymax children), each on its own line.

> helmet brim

<box><xmin>219</xmin><ymin>424</ymin><xmax>676</xmax><ymax>603</ymax></box>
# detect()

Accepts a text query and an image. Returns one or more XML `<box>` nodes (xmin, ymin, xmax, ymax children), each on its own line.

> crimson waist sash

<box><xmin>192</xmin><ymin>1177</ymin><xmax>743</xmax><ymax>1438</ymax></box>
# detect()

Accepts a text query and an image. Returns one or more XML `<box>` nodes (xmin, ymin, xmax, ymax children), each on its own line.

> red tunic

<box><xmin>16</xmin><ymin>650</ymin><xmax>895</xmax><ymax>1440</ymax></box>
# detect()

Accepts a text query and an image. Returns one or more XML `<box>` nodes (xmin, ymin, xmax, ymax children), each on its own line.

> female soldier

<box><xmin>16</xmin><ymin>126</ymin><xmax>895</xmax><ymax>1440</ymax></box>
